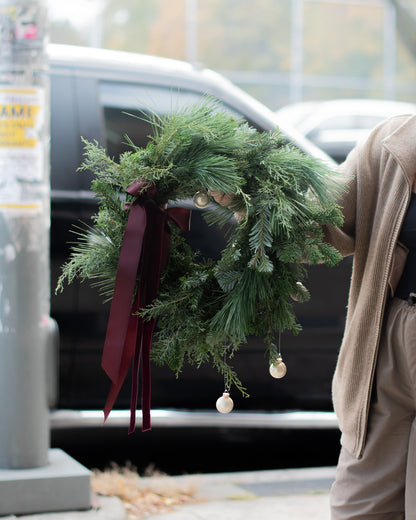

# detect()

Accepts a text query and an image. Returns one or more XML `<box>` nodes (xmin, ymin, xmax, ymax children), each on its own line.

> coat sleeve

<box><xmin>322</xmin><ymin>113</ymin><xmax>414</xmax><ymax>258</ymax></box>
<box><xmin>322</xmin><ymin>148</ymin><xmax>358</xmax><ymax>257</ymax></box>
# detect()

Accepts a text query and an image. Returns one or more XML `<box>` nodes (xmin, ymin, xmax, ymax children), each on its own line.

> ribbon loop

<box><xmin>126</xmin><ymin>179</ymin><xmax>157</xmax><ymax>199</ymax></box>
<box><xmin>166</xmin><ymin>207</ymin><xmax>191</xmax><ymax>232</ymax></box>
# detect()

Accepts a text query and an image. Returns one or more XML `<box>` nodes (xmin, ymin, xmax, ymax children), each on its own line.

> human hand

<box><xmin>210</xmin><ymin>191</ymin><xmax>246</xmax><ymax>223</ymax></box>
<box><xmin>211</xmin><ymin>191</ymin><xmax>236</xmax><ymax>207</ymax></box>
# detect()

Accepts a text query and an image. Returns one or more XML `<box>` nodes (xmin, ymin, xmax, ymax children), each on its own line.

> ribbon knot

<box><xmin>126</xmin><ymin>178</ymin><xmax>158</xmax><ymax>199</ymax></box>
<box><xmin>101</xmin><ymin>179</ymin><xmax>191</xmax><ymax>432</ymax></box>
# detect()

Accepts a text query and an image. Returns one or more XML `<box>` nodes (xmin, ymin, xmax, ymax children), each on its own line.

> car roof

<box><xmin>48</xmin><ymin>44</ymin><xmax>335</xmax><ymax>166</ymax></box>
<box><xmin>47</xmin><ymin>44</ymin><xmax>277</xmax><ymax>125</ymax></box>
<box><xmin>49</xmin><ymin>43</ymin><xmax>219</xmax><ymax>84</ymax></box>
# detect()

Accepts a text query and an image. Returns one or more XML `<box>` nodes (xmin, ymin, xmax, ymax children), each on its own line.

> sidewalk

<box><xmin>142</xmin><ymin>466</ymin><xmax>336</xmax><ymax>520</ymax></box>
<box><xmin>2</xmin><ymin>466</ymin><xmax>336</xmax><ymax>520</ymax></box>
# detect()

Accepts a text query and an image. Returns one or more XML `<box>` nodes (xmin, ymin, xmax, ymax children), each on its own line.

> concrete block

<box><xmin>0</xmin><ymin>449</ymin><xmax>91</xmax><ymax>516</ymax></box>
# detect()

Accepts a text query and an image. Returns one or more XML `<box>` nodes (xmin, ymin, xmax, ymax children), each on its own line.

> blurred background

<box><xmin>41</xmin><ymin>0</ymin><xmax>416</xmax><ymax>473</ymax></box>
<box><xmin>3</xmin><ymin>0</ymin><xmax>416</xmax><ymax>490</ymax></box>
<box><xmin>46</xmin><ymin>0</ymin><xmax>416</xmax><ymax>109</ymax></box>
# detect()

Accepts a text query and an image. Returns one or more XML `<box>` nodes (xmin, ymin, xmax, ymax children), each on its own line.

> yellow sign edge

<box><xmin>0</xmin><ymin>203</ymin><xmax>41</xmax><ymax>209</ymax></box>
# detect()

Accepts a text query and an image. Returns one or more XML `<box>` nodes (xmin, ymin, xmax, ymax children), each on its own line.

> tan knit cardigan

<box><xmin>324</xmin><ymin>114</ymin><xmax>416</xmax><ymax>458</ymax></box>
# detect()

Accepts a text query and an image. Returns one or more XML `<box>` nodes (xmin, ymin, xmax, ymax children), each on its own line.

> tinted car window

<box><xmin>99</xmin><ymin>81</ymin><xmax>251</xmax><ymax>158</ymax></box>
<box><xmin>100</xmin><ymin>82</ymin><xmax>206</xmax><ymax>157</ymax></box>
<box><xmin>354</xmin><ymin>114</ymin><xmax>384</xmax><ymax>129</ymax></box>
<box><xmin>50</xmin><ymin>73</ymin><xmax>80</xmax><ymax>191</ymax></box>
<box><xmin>309</xmin><ymin>114</ymin><xmax>384</xmax><ymax>133</ymax></box>
<box><xmin>306</xmin><ymin>115</ymin><xmax>356</xmax><ymax>138</ymax></box>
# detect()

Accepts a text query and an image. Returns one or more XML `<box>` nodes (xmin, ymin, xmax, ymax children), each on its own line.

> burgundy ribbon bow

<box><xmin>101</xmin><ymin>179</ymin><xmax>191</xmax><ymax>432</ymax></box>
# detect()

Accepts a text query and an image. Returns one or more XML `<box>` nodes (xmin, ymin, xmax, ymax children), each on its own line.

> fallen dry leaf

<box><xmin>91</xmin><ymin>463</ymin><xmax>200</xmax><ymax>519</ymax></box>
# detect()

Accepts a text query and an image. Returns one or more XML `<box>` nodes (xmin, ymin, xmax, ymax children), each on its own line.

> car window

<box><xmin>312</xmin><ymin>115</ymin><xmax>355</xmax><ymax>132</ymax></box>
<box><xmin>50</xmin><ymin>73</ymin><xmax>81</xmax><ymax>191</ymax></box>
<box><xmin>99</xmin><ymin>81</ymin><xmax>249</xmax><ymax>159</ymax></box>
<box><xmin>353</xmin><ymin>114</ymin><xmax>384</xmax><ymax>129</ymax></box>
<box><xmin>308</xmin><ymin>114</ymin><xmax>384</xmax><ymax>136</ymax></box>
<box><xmin>99</xmin><ymin>82</ymin><xmax>205</xmax><ymax>157</ymax></box>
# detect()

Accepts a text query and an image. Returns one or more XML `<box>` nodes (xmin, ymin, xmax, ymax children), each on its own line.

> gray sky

<box><xmin>46</xmin><ymin>0</ymin><xmax>103</xmax><ymax>28</ymax></box>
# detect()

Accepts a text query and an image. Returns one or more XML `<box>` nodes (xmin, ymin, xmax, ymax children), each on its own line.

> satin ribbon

<box><xmin>101</xmin><ymin>179</ymin><xmax>191</xmax><ymax>432</ymax></box>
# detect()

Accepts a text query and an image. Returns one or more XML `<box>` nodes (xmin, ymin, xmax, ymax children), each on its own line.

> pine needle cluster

<box><xmin>56</xmin><ymin>99</ymin><xmax>343</xmax><ymax>396</ymax></box>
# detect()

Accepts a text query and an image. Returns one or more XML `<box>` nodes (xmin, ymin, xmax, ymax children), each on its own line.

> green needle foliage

<box><xmin>56</xmin><ymin>99</ymin><xmax>344</xmax><ymax>397</ymax></box>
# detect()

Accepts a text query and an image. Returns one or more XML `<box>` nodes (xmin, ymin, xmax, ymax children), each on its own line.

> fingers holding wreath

<box><xmin>211</xmin><ymin>190</ymin><xmax>246</xmax><ymax>223</ymax></box>
<box><xmin>210</xmin><ymin>190</ymin><xmax>235</xmax><ymax>207</ymax></box>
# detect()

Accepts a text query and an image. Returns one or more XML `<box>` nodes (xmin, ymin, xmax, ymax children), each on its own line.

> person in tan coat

<box><xmin>325</xmin><ymin>113</ymin><xmax>416</xmax><ymax>519</ymax></box>
<box><xmin>215</xmin><ymin>113</ymin><xmax>416</xmax><ymax>519</ymax></box>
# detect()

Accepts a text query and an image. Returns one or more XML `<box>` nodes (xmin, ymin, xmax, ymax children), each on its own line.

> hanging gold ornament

<box><xmin>193</xmin><ymin>190</ymin><xmax>211</xmax><ymax>209</ymax></box>
<box><xmin>269</xmin><ymin>357</ymin><xmax>287</xmax><ymax>379</ymax></box>
<box><xmin>290</xmin><ymin>281</ymin><xmax>309</xmax><ymax>302</ymax></box>
<box><xmin>216</xmin><ymin>391</ymin><xmax>234</xmax><ymax>413</ymax></box>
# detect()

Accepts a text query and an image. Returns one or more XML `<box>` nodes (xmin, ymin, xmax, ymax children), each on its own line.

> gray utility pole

<box><xmin>0</xmin><ymin>1</ymin><xmax>90</xmax><ymax>515</ymax></box>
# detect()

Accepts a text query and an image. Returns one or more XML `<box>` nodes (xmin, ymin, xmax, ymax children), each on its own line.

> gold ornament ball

<box><xmin>290</xmin><ymin>281</ymin><xmax>308</xmax><ymax>302</ymax></box>
<box><xmin>193</xmin><ymin>190</ymin><xmax>211</xmax><ymax>209</ymax></box>
<box><xmin>269</xmin><ymin>359</ymin><xmax>287</xmax><ymax>379</ymax></box>
<box><xmin>216</xmin><ymin>392</ymin><xmax>234</xmax><ymax>414</ymax></box>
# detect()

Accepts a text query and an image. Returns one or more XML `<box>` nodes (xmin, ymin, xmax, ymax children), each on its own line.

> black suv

<box><xmin>49</xmin><ymin>44</ymin><xmax>351</xmax><ymax>429</ymax></box>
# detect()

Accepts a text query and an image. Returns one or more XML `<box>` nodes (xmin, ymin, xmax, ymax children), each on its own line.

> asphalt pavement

<box><xmin>1</xmin><ymin>466</ymin><xmax>336</xmax><ymax>520</ymax></box>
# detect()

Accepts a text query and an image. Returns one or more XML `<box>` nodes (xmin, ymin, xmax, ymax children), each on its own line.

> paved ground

<box><xmin>142</xmin><ymin>466</ymin><xmax>335</xmax><ymax>519</ymax></box>
<box><xmin>1</xmin><ymin>466</ymin><xmax>337</xmax><ymax>520</ymax></box>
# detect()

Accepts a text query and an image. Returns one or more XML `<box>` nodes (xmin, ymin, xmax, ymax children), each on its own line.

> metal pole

<box><xmin>0</xmin><ymin>7</ymin><xmax>89</xmax><ymax>516</ymax></box>
<box><xmin>0</xmin><ymin>0</ymin><xmax>50</xmax><ymax>469</ymax></box>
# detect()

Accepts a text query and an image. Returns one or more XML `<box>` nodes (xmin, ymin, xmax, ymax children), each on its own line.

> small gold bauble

<box><xmin>269</xmin><ymin>359</ymin><xmax>287</xmax><ymax>379</ymax></box>
<box><xmin>193</xmin><ymin>190</ymin><xmax>211</xmax><ymax>209</ymax></box>
<box><xmin>216</xmin><ymin>391</ymin><xmax>234</xmax><ymax>414</ymax></box>
<box><xmin>290</xmin><ymin>281</ymin><xmax>308</xmax><ymax>302</ymax></box>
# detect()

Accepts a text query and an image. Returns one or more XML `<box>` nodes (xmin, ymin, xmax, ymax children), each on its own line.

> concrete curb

<box><xmin>1</xmin><ymin>496</ymin><xmax>126</xmax><ymax>520</ymax></box>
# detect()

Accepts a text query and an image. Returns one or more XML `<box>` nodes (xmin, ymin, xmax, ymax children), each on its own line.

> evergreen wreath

<box><xmin>56</xmin><ymin>99</ymin><xmax>343</xmax><ymax>398</ymax></box>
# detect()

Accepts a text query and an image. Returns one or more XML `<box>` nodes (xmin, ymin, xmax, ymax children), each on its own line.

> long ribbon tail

<box><xmin>101</xmin><ymin>203</ymin><xmax>146</xmax><ymax>383</ymax></box>
<box><xmin>137</xmin><ymin>220</ymin><xmax>172</xmax><ymax>430</ymax></box>
<box><xmin>128</xmin><ymin>319</ymin><xmax>143</xmax><ymax>433</ymax></box>
<box><xmin>128</xmin><ymin>201</ymin><xmax>167</xmax><ymax>432</ymax></box>
<box><xmin>103</xmin><ymin>296</ymin><xmax>140</xmax><ymax>421</ymax></box>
